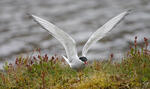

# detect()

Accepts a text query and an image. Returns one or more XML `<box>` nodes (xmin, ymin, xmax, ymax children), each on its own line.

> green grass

<box><xmin>0</xmin><ymin>37</ymin><xmax>150</xmax><ymax>89</ymax></box>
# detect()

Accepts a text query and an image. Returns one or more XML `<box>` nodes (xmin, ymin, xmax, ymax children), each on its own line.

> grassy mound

<box><xmin>0</xmin><ymin>37</ymin><xmax>150</xmax><ymax>89</ymax></box>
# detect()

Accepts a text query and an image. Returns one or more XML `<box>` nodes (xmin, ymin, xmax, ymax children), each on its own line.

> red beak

<box><xmin>84</xmin><ymin>61</ymin><xmax>88</xmax><ymax>64</ymax></box>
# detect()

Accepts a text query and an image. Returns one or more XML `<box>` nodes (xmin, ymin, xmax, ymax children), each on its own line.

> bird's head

<box><xmin>79</xmin><ymin>57</ymin><xmax>88</xmax><ymax>64</ymax></box>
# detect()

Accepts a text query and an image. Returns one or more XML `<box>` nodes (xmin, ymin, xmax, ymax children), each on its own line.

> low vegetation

<box><xmin>0</xmin><ymin>37</ymin><xmax>150</xmax><ymax>89</ymax></box>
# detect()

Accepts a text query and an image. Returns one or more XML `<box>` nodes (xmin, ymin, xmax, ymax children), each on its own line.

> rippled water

<box><xmin>0</xmin><ymin>0</ymin><xmax>150</xmax><ymax>68</ymax></box>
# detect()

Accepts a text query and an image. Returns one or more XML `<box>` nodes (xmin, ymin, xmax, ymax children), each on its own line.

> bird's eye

<box><xmin>79</xmin><ymin>57</ymin><xmax>88</xmax><ymax>62</ymax></box>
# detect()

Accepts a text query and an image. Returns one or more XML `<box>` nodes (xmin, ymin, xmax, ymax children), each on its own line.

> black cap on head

<box><xmin>79</xmin><ymin>57</ymin><xmax>87</xmax><ymax>62</ymax></box>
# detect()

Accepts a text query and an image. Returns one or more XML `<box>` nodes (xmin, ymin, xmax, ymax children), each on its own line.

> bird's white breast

<box><xmin>70</xmin><ymin>60</ymin><xmax>85</xmax><ymax>70</ymax></box>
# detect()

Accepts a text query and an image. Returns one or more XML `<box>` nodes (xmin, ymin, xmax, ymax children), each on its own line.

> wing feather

<box><xmin>30</xmin><ymin>15</ymin><xmax>78</xmax><ymax>62</ymax></box>
<box><xmin>82</xmin><ymin>10</ymin><xmax>130</xmax><ymax>57</ymax></box>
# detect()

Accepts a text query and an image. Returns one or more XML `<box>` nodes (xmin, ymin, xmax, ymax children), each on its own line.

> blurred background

<box><xmin>0</xmin><ymin>0</ymin><xmax>150</xmax><ymax>68</ymax></box>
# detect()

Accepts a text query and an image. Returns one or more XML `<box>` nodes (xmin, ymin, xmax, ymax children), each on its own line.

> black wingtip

<box><xmin>126</xmin><ymin>9</ymin><xmax>134</xmax><ymax>15</ymax></box>
<box><xmin>26</xmin><ymin>13</ymin><xmax>33</xmax><ymax>18</ymax></box>
<box><xmin>27</xmin><ymin>13</ymin><xmax>39</xmax><ymax>24</ymax></box>
<box><xmin>26</xmin><ymin>13</ymin><xmax>39</xmax><ymax>21</ymax></box>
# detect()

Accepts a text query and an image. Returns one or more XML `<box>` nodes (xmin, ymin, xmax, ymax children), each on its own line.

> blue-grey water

<box><xmin>0</xmin><ymin>0</ymin><xmax>150</xmax><ymax>69</ymax></box>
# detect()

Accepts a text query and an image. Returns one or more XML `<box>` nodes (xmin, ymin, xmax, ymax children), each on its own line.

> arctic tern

<box><xmin>30</xmin><ymin>10</ymin><xmax>130</xmax><ymax>70</ymax></box>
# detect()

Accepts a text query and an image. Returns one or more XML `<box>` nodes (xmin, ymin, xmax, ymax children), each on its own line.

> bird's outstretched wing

<box><xmin>30</xmin><ymin>15</ymin><xmax>78</xmax><ymax>63</ymax></box>
<box><xmin>82</xmin><ymin>10</ymin><xmax>130</xmax><ymax>57</ymax></box>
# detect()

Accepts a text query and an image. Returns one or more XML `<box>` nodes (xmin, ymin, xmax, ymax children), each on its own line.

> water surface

<box><xmin>0</xmin><ymin>0</ymin><xmax>150</xmax><ymax>68</ymax></box>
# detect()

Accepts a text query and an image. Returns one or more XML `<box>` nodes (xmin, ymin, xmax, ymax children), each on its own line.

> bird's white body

<box><xmin>30</xmin><ymin>10</ymin><xmax>130</xmax><ymax>70</ymax></box>
<box><xmin>63</xmin><ymin>55</ymin><xmax>85</xmax><ymax>70</ymax></box>
<box><xmin>70</xmin><ymin>60</ymin><xmax>85</xmax><ymax>70</ymax></box>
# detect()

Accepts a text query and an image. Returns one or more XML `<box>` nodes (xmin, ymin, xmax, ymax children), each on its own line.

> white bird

<box><xmin>30</xmin><ymin>10</ymin><xmax>130</xmax><ymax>70</ymax></box>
